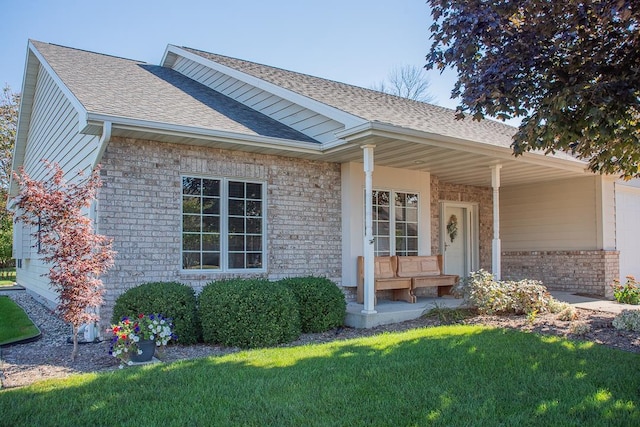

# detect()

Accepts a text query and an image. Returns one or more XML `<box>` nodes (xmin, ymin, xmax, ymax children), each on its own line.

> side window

<box><xmin>182</xmin><ymin>176</ymin><xmax>264</xmax><ymax>271</ymax></box>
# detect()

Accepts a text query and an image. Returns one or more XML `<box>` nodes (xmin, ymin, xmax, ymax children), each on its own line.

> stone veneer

<box><xmin>502</xmin><ymin>250</ymin><xmax>619</xmax><ymax>297</ymax></box>
<box><xmin>97</xmin><ymin>137</ymin><xmax>342</xmax><ymax>326</ymax></box>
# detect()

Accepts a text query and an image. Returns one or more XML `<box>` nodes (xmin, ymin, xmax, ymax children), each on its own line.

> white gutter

<box><xmin>86</xmin><ymin>113</ymin><xmax>325</xmax><ymax>155</ymax></box>
<box><xmin>92</xmin><ymin>121</ymin><xmax>112</xmax><ymax>170</ymax></box>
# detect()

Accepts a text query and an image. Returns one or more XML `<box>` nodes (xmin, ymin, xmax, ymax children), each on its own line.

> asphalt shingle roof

<box><xmin>182</xmin><ymin>47</ymin><xmax>519</xmax><ymax>149</ymax></box>
<box><xmin>31</xmin><ymin>41</ymin><xmax>317</xmax><ymax>143</ymax></box>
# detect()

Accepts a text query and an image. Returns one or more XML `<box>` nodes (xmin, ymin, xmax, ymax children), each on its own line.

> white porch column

<box><xmin>362</xmin><ymin>144</ymin><xmax>377</xmax><ymax>314</ymax></box>
<box><xmin>491</xmin><ymin>164</ymin><xmax>502</xmax><ymax>280</ymax></box>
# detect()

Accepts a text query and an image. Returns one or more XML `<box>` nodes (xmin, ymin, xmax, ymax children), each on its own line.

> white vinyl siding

<box><xmin>171</xmin><ymin>57</ymin><xmax>344</xmax><ymax>143</ymax></box>
<box><xmin>23</xmin><ymin>65</ymin><xmax>99</xmax><ymax>181</ymax></box>
<box><xmin>15</xmin><ymin>64</ymin><xmax>101</xmax><ymax>300</ymax></box>
<box><xmin>500</xmin><ymin>177</ymin><xmax>600</xmax><ymax>251</ymax></box>
<box><xmin>616</xmin><ymin>183</ymin><xmax>640</xmax><ymax>281</ymax></box>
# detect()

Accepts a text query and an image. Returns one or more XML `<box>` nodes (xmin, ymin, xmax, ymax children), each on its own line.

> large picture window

<box><xmin>182</xmin><ymin>176</ymin><xmax>264</xmax><ymax>271</ymax></box>
<box><xmin>371</xmin><ymin>190</ymin><xmax>419</xmax><ymax>257</ymax></box>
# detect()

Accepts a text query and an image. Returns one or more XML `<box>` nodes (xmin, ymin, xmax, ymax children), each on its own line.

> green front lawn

<box><xmin>1</xmin><ymin>325</ymin><xmax>638</xmax><ymax>426</ymax></box>
<box><xmin>0</xmin><ymin>296</ymin><xmax>40</xmax><ymax>346</ymax></box>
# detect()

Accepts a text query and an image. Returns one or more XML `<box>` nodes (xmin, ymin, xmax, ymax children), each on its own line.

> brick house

<box><xmin>10</xmin><ymin>41</ymin><xmax>640</xmax><ymax>327</ymax></box>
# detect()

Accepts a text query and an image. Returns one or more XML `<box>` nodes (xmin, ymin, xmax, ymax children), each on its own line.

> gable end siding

<box><xmin>23</xmin><ymin>65</ymin><xmax>99</xmax><ymax>180</ymax></box>
<box><xmin>15</xmin><ymin>64</ymin><xmax>102</xmax><ymax>303</ymax></box>
<box><xmin>171</xmin><ymin>56</ymin><xmax>344</xmax><ymax>143</ymax></box>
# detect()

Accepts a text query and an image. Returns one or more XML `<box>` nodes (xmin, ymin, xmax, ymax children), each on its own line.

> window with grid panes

<box><xmin>182</xmin><ymin>177</ymin><xmax>264</xmax><ymax>271</ymax></box>
<box><xmin>370</xmin><ymin>190</ymin><xmax>419</xmax><ymax>257</ymax></box>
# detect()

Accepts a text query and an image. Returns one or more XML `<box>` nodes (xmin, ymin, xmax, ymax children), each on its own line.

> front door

<box><xmin>441</xmin><ymin>203</ymin><xmax>478</xmax><ymax>278</ymax></box>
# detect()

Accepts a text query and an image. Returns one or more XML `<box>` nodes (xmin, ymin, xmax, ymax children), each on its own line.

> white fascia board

<box><xmin>10</xmin><ymin>45</ymin><xmax>37</xmax><ymax>195</ymax></box>
<box><xmin>10</xmin><ymin>41</ymin><xmax>91</xmax><ymax>197</ymax></box>
<box><xmin>86</xmin><ymin>114</ymin><xmax>324</xmax><ymax>155</ymax></box>
<box><xmin>162</xmin><ymin>45</ymin><xmax>366</xmax><ymax>130</ymax></box>
<box><xmin>27</xmin><ymin>41</ymin><xmax>89</xmax><ymax>132</ymax></box>
<box><xmin>337</xmin><ymin>121</ymin><xmax>590</xmax><ymax>174</ymax></box>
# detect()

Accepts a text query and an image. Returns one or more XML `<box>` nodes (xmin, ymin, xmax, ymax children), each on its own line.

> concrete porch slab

<box><xmin>345</xmin><ymin>296</ymin><xmax>465</xmax><ymax>328</ymax></box>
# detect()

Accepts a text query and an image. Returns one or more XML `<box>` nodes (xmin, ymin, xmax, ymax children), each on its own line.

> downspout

<box><xmin>92</xmin><ymin>121</ymin><xmax>112</xmax><ymax>170</ymax></box>
<box><xmin>83</xmin><ymin>121</ymin><xmax>112</xmax><ymax>342</ymax></box>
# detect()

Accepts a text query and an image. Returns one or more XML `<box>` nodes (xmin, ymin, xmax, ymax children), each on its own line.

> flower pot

<box><xmin>129</xmin><ymin>339</ymin><xmax>156</xmax><ymax>363</ymax></box>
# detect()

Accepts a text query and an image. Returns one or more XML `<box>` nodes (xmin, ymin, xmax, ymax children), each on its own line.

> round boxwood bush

<box><xmin>111</xmin><ymin>281</ymin><xmax>199</xmax><ymax>344</ymax></box>
<box><xmin>199</xmin><ymin>278</ymin><xmax>300</xmax><ymax>348</ymax></box>
<box><xmin>279</xmin><ymin>276</ymin><xmax>346</xmax><ymax>333</ymax></box>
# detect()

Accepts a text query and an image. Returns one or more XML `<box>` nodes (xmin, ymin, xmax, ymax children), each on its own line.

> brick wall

<box><xmin>430</xmin><ymin>176</ymin><xmax>493</xmax><ymax>270</ymax></box>
<box><xmin>502</xmin><ymin>250</ymin><xmax>619</xmax><ymax>297</ymax></box>
<box><xmin>97</xmin><ymin>137</ymin><xmax>342</xmax><ymax>326</ymax></box>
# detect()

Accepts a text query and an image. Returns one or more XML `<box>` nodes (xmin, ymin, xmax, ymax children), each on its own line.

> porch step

<box><xmin>345</xmin><ymin>296</ymin><xmax>464</xmax><ymax>329</ymax></box>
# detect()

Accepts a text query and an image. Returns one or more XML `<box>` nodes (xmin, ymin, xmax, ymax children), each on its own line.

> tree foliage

<box><xmin>1</xmin><ymin>85</ymin><xmax>20</xmax><ymax>192</ymax></box>
<box><xmin>13</xmin><ymin>162</ymin><xmax>115</xmax><ymax>360</ymax></box>
<box><xmin>0</xmin><ymin>85</ymin><xmax>20</xmax><ymax>255</ymax></box>
<box><xmin>371</xmin><ymin>65</ymin><xmax>435</xmax><ymax>102</ymax></box>
<box><xmin>426</xmin><ymin>1</ymin><xmax>640</xmax><ymax>178</ymax></box>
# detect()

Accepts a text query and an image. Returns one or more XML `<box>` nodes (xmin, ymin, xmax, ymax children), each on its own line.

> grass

<box><xmin>0</xmin><ymin>268</ymin><xmax>16</xmax><ymax>286</ymax></box>
<box><xmin>0</xmin><ymin>296</ymin><xmax>40</xmax><ymax>346</ymax></box>
<box><xmin>1</xmin><ymin>325</ymin><xmax>639</xmax><ymax>426</ymax></box>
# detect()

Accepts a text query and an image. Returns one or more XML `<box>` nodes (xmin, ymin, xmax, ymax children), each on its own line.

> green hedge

<box><xmin>111</xmin><ymin>281</ymin><xmax>200</xmax><ymax>344</ymax></box>
<box><xmin>278</xmin><ymin>276</ymin><xmax>346</xmax><ymax>333</ymax></box>
<box><xmin>199</xmin><ymin>279</ymin><xmax>300</xmax><ymax>348</ymax></box>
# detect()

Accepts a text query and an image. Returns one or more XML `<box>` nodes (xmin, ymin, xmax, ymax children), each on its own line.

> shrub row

<box><xmin>111</xmin><ymin>276</ymin><xmax>346</xmax><ymax>348</ymax></box>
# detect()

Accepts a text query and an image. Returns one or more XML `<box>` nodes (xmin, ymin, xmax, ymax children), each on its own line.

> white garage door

<box><xmin>617</xmin><ymin>184</ymin><xmax>640</xmax><ymax>280</ymax></box>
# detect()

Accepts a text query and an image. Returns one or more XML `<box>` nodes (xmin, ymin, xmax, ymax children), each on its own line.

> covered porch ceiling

<box><xmin>321</xmin><ymin>135</ymin><xmax>591</xmax><ymax>187</ymax></box>
<box><xmin>322</xmin><ymin>124</ymin><xmax>593</xmax><ymax>188</ymax></box>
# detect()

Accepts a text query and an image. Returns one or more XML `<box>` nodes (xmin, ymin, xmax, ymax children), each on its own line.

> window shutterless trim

<box><xmin>180</xmin><ymin>175</ymin><xmax>267</xmax><ymax>273</ymax></box>
<box><xmin>368</xmin><ymin>188</ymin><xmax>420</xmax><ymax>257</ymax></box>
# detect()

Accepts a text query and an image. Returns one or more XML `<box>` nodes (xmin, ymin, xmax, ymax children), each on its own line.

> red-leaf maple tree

<box><xmin>13</xmin><ymin>161</ymin><xmax>115</xmax><ymax>360</ymax></box>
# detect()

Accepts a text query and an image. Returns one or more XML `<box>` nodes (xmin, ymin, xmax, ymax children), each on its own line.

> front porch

<box><xmin>345</xmin><ymin>295</ymin><xmax>463</xmax><ymax>328</ymax></box>
<box><xmin>343</xmin><ymin>291</ymin><xmax>622</xmax><ymax>329</ymax></box>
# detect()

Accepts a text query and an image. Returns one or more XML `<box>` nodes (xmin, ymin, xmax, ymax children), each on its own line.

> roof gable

<box><xmin>29</xmin><ymin>41</ymin><xmax>317</xmax><ymax>143</ymax></box>
<box><xmin>163</xmin><ymin>46</ymin><xmax>353</xmax><ymax>143</ymax></box>
<box><xmin>179</xmin><ymin>46</ymin><xmax>519</xmax><ymax>150</ymax></box>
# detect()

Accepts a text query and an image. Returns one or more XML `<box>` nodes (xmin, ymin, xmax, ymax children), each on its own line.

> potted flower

<box><xmin>108</xmin><ymin>313</ymin><xmax>177</xmax><ymax>367</ymax></box>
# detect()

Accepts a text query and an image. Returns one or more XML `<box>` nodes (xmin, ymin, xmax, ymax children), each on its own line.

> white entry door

<box><xmin>441</xmin><ymin>203</ymin><xmax>478</xmax><ymax>278</ymax></box>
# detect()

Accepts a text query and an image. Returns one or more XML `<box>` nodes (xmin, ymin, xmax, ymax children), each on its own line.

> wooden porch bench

<box><xmin>356</xmin><ymin>256</ymin><xmax>415</xmax><ymax>304</ymax></box>
<box><xmin>396</xmin><ymin>255</ymin><xmax>459</xmax><ymax>297</ymax></box>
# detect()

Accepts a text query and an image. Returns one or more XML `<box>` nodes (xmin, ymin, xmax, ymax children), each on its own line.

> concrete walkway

<box><xmin>345</xmin><ymin>292</ymin><xmax>638</xmax><ymax>328</ymax></box>
<box><xmin>549</xmin><ymin>291</ymin><xmax>634</xmax><ymax>315</ymax></box>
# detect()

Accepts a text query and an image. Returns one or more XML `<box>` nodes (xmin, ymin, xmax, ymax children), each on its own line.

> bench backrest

<box><xmin>357</xmin><ymin>256</ymin><xmax>398</xmax><ymax>284</ymax></box>
<box><xmin>396</xmin><ymin>255</ymin><xmax>443</xmax><ymax>277</ymax></box>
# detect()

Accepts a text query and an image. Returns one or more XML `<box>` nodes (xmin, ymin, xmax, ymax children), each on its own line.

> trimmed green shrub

<box><xmin>279</xmin><ymin>276</ymin><xmax>346</xmax><ymax>333</ymax></box>
<box><xmin>199</xmin><ymin>279</ymin><xmax>300</xmax><ymax>348</ymax></box>
<box><xmin>111</xmin><ymin>281</ymin><xmax>199</xmax><ymax>344</ymax></box>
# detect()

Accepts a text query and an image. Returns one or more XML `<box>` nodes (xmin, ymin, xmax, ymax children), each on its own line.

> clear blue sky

<box><xmin>1</xmin><ymin>0</ymin><xmax>461</xmax><ymax>109</ymax></box>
